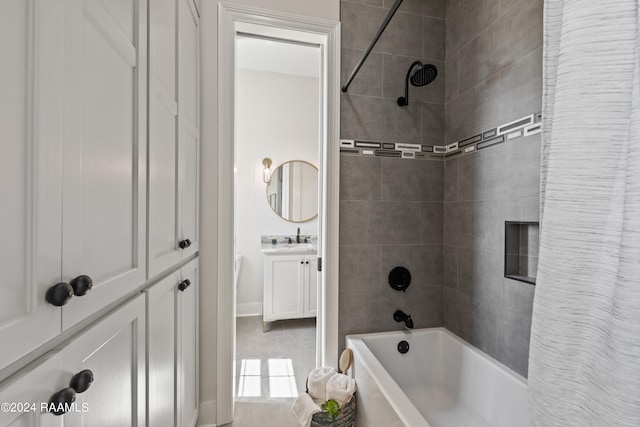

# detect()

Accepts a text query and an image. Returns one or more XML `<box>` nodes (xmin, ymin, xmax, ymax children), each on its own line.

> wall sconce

<box><xmin>262</xmin><ymin>158</ymin><xmax>272</xmax><ymax>183</ymax></box>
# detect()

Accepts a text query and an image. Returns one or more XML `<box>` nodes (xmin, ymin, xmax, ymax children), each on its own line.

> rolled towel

<box><xmin>307</xmin><ymin>366</ymin><xmax>335</xmax><ymax>402</ymax></box>
<box><xmin>292</xmin><ymin>393</ymin><xmax>321</xmax><ymax>427</ymax></box>
<box><xmin>326</xmin><ymin>373</ymin><xmax>356</xmax><ymax>406</ymax></box>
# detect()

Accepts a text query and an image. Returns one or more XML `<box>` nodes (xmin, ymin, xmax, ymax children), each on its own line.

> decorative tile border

<box><xmin>340</xmin><ymin>112</ymin><xmax>542</xmax><ymax>161</ymax></box>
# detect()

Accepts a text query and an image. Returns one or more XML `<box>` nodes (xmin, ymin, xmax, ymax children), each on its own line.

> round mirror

<box><xmin>266</xmin><ymin>161</ymin><xmax>318</xmax><ymax>222</ymax></box>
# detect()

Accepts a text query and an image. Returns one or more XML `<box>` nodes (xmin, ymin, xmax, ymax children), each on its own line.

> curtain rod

<box><xmin>341</xmin><ymin>0</ymin><xmax>405</xmax><ymax>93</ymax></box>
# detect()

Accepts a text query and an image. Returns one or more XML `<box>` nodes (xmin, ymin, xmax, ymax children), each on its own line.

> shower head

<box><xmin>397</xmin><ymin>61</ymin><xmax>438</xmax><ymax>107</ymax></box>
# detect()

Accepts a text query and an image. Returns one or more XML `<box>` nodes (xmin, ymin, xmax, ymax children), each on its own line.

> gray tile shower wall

<box><xmin>443</xmin><ymin>0</ymin><xmax>543</xmax><ymax>377</ymax></box>
<box><xmin>339</xmin><ymin>157</ymin><xmax>444</xmax><ymax>352</ymax></box>
<box><xmin>339</xmin><ymin>0</ymin><xmax>446</xmax><ymax>352</ymax></box>
<box><xmin>340</xmin><ymin>0</ymin><xmax>446</xmax><ymax>145</ymax></box>
<box><xmin>337</xmin><ymin>0</ymin><xmax>541</xmax><ymax>377</ymax></box>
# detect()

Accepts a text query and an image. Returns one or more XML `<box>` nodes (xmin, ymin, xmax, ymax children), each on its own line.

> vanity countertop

<box><xmin>261</xmin><ymin>243</ymin><xmax>317</xmax><ymax>254</ymax></box>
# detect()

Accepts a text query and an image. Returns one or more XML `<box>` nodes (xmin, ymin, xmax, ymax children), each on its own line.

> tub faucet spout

<box><xmin>394</xmin><ymin>310</ymin><xmax>413</xmax><ymax>329</ymax></box>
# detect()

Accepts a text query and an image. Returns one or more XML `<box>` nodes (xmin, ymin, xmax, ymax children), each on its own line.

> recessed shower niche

<box><xmin>504</xmin><ymin>221</ymin><xmax>540</xmax><ymax>285</ymax></box>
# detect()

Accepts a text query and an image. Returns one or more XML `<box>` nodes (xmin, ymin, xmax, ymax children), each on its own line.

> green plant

<box><xmin>321</xmin><ymin>399</ymin><xmax>340</xmax><ymax>421</ymax></box>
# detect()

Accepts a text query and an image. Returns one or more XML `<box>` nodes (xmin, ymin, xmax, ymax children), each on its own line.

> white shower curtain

<box><xmin>529</xmin><ymin>1</ymin><xmax>640</xmax><ymax>426</ymax></box>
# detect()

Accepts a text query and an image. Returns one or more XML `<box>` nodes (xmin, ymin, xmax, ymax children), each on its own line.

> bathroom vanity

<box><xmin>262</xmin><ymin>244</ymin><xmax>318</xmax><ymax>330</ymax></box>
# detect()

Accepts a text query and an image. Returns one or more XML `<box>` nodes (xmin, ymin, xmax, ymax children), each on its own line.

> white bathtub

<box><xmin>346</xmin><ymin>328</ymin><xmax>528</xmax><ymax>427</ymax></box>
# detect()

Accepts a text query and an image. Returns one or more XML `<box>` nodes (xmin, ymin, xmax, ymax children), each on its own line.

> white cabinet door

<box><xmin>0</xmin><ymin>295</ymin><xmax>144</xmax><ymax>427</ymax></box>
<box><xmin>178</xmin><ymin>259</ymin><xmax>199</xmax><ymax>427</ymax></box>
<box><xmin>0</xmin><ymin>0</ymin><xmax>64</xmax><ymax>369</ymax></box>
<box><xmin>146</xmin><ymin>258</ymin><xmax>199</xmax><ymax>427</ymax></box>
<box><xmin>63</xmin><ymin>295</ymin><xmax>146</xmax><ymax>427</ymax></box>
<box><xmin>304</xmin><ymin>257</ymin><xmax>318</xmax><ymax>317</ymax></box>
<box><xmin>61</xmin><ymin>0</ymin><xmax>148</xmax><ymax>329</ymax></box>
<box><xmin>263</xmin><ymin>255</ymin><xmax>305</xmax><ymax>321</ymax></box>
<box><xmin>148</xmin><ymin>0</ymin><xmax>200</xmax><ymax>279</ymax></box>
<box><xmin>0</xmin><ymin>352</ymin><xmax>65</xmax><ymax>427</ymax></box>
<box><xmin>148</xmin><ymin>0</ymin><xmax>181</xmax><ymax>278</ymax></box>
<box><xmin>177</xmin><ymin>0</ymin><xmax>200</xmax><ymax>262</ymax></box>
<box><xmin>146</xmin><ymin>271</ymin><xmax>180</xmax><ymax>427</ymax></box>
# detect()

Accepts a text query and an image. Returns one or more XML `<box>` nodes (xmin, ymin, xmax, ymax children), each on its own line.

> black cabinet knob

<box><xmin>48</xmin><ymin>387</ymin><xmax>76</xmax><ymax>416</ymax></box>
<box><xmin>178</xmin><ymin>279</ymin><xmax>191</xmax><ymax>292</ymax></box>
<box><xmin>179</xmin><ymin>239</ymin><xmax>192</xmax><ymax>249</ymax></box>
<box><xmin>70</xmin><ymin>275</ymin><xmax>93</xmax><ymax>297</ymax></box>
<box><xmin>70</xmin><ymin>369</ymin><xmax>94</xmax><ymax>394</ymax></box>
<box><xmin>46</xmin><ymin>282</ymin><xmax>74</xmax><ymax>306</ymax></box>
<box><xmin>306</xmin><ymin>261</ymin><xmax>309</xmax><ymax>264</ymax></box>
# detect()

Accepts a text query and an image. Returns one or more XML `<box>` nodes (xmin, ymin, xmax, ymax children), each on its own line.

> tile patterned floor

<box><xmin>229</xmin><ymin>316</ymin><xmax>316</xmax><ymax>427</ymax></box>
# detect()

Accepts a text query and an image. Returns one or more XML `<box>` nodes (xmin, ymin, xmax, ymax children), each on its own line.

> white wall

<box><xmin>198</xmin><ymin>1</ymin><xmax>339</xmax><ymax>425</ymax></box>
<box><xmin>235</xmin><ymin>68</ymin><xmax>319</xmax><ymax>315</ymax></box>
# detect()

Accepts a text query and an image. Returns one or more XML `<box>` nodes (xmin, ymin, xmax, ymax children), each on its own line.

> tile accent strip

<box><xmin>460</xmin><ymin>134</ymin><xmax>482</xmax><ymax>147</ymax></box>
<box><xmin>497</xmin><ymin>115</ymin><xmax>534</xmax><ymax>135</ymax></box>
<box><xmin>340</xmin><ymin>148</ymin><xmax>360</xmax><ymax>154</ymax></box>
<box><xmin>339</xmin><ymin>112</ymin><xmax>542</xmax><ymax>161</ymax></box>
<box><xmin>355</xmin><ymin>141</ymin><xmax>381</xmax><ymax>148</ymax></box>
<box><xmin>375</xmin><ymin>149</ymin><xmax>402</xmax><ymax>157</ymax></box>
<box><xmin>483</xmin><ymin>129</ymin><xmax>497</xmax><ymax>139</ymax></box>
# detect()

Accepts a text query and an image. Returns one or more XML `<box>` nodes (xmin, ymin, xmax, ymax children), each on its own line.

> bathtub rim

<box><xmin>345</xmin><ymin>327</ymin><xmax>528</xmax><ymax>427</ymax></box>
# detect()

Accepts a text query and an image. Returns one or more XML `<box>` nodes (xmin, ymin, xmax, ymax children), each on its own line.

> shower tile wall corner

<box><xmin>339</xmin><ymin>0</ymin><xmax>446</xmax><ymax>353</ymax></box>
<box><xmin>443</xmin><ymin>0</ymin><xmax>543</xmax><ymax>377</ymax></box>
<box><xmin>338</xmin><ymin>0</ymin><xmax>542</xmax><ymax>377</ymax></box>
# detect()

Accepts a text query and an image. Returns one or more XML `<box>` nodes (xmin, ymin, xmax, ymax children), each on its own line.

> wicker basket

<box><xmin>309</xmin><ymin>393</ymin><xmax>356</xmax><ymax>427</ymax></box>
<box><xmin>307</xmin><ymin>349</ymin><xmax>357</xmax><ymax>427</ymax></box>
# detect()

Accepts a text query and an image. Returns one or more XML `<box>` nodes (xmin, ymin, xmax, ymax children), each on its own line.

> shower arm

<box><xmin>402</xmin><ymin>61</ymin><xmax>422</xmax><ymax>104</ymax></box>
<box><xmin>341</xmin><ymin>0</ymin><xmax>404</xmax><ymax>93</ymax></box>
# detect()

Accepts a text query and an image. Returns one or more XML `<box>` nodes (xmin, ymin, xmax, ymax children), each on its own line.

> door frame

<box><xmin>217</xmin><ymin>3</ymin><xmax>340</xmax><ymax>424</ymax></box>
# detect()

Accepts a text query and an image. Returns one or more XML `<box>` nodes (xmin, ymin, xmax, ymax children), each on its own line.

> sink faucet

<box><xmin>296</xmin><ymin>227</ymin><xmax>301</xmax><ymax>243</ymax></box>
<box><xmin>394</xmin><ymin>310</ymin><xmax>414</xmax><ymax>329</ymax></box>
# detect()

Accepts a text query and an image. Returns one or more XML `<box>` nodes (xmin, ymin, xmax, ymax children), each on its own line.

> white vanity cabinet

<box><xmin>148</xmin><ymin>0</ymin><xmax>200</xmax><ymax>279</ymax></box>
<box><xmin>0</xmin><ymin>295</ymin><xmax>146</xmax><ymax>426</ymax></box>
<box><xmin>263</xmin><ymin>253</ymin><xmax>318</xmax><ymax>324</ymax></box>
<box><xmin>0</xmin><ymin>0</ymin><xmax>147</xmax><ymax>368</ymax></box>
<box><xmin>146</xmin><ymin>258</ymin><xmax>199</xmax><ymax>427</ymax></box>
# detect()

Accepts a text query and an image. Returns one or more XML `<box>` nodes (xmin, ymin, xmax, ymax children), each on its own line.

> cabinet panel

<box><xmin>149</xmin><ymin>0</ymin><xmax>176</xmax><ymax>99</ymax></box>
<box><xmin>0</xmin><ymin>0</ymin><xmax>64</xmax><ymax>369</ymax></box>
<box><xmin>148</xmin><ymin>0</ymin><xmax>199</xmax><ymax>277</ymax></box>
<box><xmin>62</xmin><ymin>0</ymin><xmax>147</xmax><ymax>328</ymax></box>
<box><xmin>179</xmin><ymin>0</ymin><xmax>198</xmax><ymax>127</ymax></box>
<box><xmin>146</xmin><ymin>271</ymin><xmax>179</xmax><ymax>427</ymax></box>
<box><xmin>148</xmin><ymin>89</ymin><xmax>180</xmax><ymax>277</ymax></box>
<box><xmin>177</xmin><ymin>0</ymin><xmax>200</xmax><ymax>259</ymax></box>
<box><xmin>178</xmin><ymin>259</ymin><xmax>199</xmax><ymax>427</ymax></box>
<box><xmin>148</xmin><ymin>0</ymin><xmax>180</xmax><ymax>278</ymax></box>
<box><xmin>264</xmin><ymin>255</ymin><xmax>304</xmax><ymax>321</ymax></box>
<box><xmin>0</xmin><ymin>296</ymin><xmax>144</xmax><ymax>426</ymax></box>
<box><xmin>64</xmin><ymin>295</ymin><xmax>146</xmax><ymax>427</ymax></box>
<box><xmin>0</xmin><ymin>352</ymin><xmax>65</xmax><ymax>427</ymax></box>
<box><xmin>179</xmin><ymin>126</ymin><xmax>200</xmax><ymax>257</ymax></box>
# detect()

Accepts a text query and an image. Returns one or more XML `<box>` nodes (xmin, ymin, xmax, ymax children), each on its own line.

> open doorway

<box><xmin>233</xmin><ymin>35</ymin><xmax>321</xmax><ymax>424</ymax></box>
<box><xmin>216</xmin><ymin>4</ymin><xmax>340</xmax><ymax>426</ymax></box>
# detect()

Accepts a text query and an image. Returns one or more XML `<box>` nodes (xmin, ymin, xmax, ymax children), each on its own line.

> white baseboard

<box><xmin>236</xmin><ymin>302</ymin><xmax>262</xmax><ymax>317</ymax></box>
<box><xmin>197</xmin><ymin>400</ymin><xmax>216</xmax><ymax>426</ymax></box>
